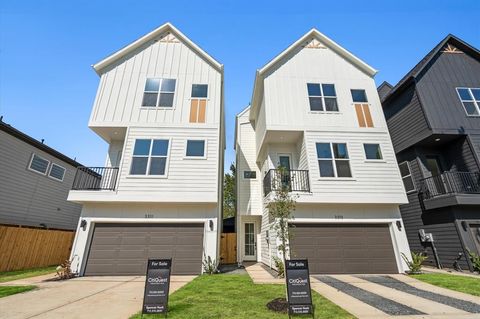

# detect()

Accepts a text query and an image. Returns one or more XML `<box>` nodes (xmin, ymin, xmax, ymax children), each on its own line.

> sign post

<box><xmin>285</xmin><ymin>259</ymin><xmax>314</xmax><ymax>318</ymax></box>
<box><xmin>142</xmin><ymin>259</ymin><xmax>172</xmax><ymax>317</ymax></box>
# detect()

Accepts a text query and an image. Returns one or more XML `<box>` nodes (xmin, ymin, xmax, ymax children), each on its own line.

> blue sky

<box><xmin>1</xmin><ymin>1</ymin><xmax>479</xmax><ymax>171</ymax></box>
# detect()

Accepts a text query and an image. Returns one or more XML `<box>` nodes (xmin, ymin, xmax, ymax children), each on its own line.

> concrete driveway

<box><xmin>0</xmin><ymin>274</ymin><xmax>195</xmax><ymax>319</ymax></box>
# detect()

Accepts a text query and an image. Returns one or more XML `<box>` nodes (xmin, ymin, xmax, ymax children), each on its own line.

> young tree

<box><xmin>223</xmin><ymin>163</ymin><xmax>236</xmax><ymax>219</ymax></box>
<box><xmin>267</xmin><ymin>167</ymin><xmax>297</xmax><ymax>276</ymax></box>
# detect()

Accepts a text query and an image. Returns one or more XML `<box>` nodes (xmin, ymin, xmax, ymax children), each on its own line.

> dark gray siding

<box><xmin>0</xmin><ymin>131</ymin><xmax>82</xmax><ymax>230</ymax></box>
<box><xmin>416</xmin><ymin>51</ymin><xmax>480</xmax><ymax>134</ymax></box>
<box><xmin>383</xmin><ymin>84</ymin><xmax>432</xmax><ymax>153</ymax></box>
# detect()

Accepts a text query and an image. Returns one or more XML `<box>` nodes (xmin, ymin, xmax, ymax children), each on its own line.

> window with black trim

<box><xmin>456</xmin><ymin>88</ymin><xmax>480</xmax><ymax>116</ymax></box>
<box><xmin>191</xmin><ymin>84</ymin><xmax>208</xmax><ymax>98</ymax></box>
<box><xmin>142</xmin><ymin>78</ymin><xmax>176</xmax><ymax>107</ymax></box>
<box><xmin>307</xmin><ymin>83</ymin><xmax>338</xmax><ymax>111</ymax></box>
<box><xmin>316</xmin><ymin>143</ymin><xmax>351</xmax><ymax>177</ymax></box>
<box><xmin>29</xmin><ymin>154</ymin><xmax>50</xmax><ymax>175</ymax></box>
<box><xmin>130</xmin><ymin>139</ymin><xmax>169</xmax><ymax>176</ymax></box>
<box><xmin>49</xmin><ymin>163</ymin><xmax>66</xmax><ymax>181</ymax></box>
<box><xmin>186</xmin><ymin>140</ymin><xmax>205</xmax><ymax>157</ymax></box>
<box><xmin>244</xmin><ymin>171</ymin><xmax>256</xmax><ymax>179</ymax></box>
<box><xmin>364</xmin><ymin>144</ymin><xmax>383</xmax><ymax>160</ymax></box>
<box><xmin>399</xmin><ymin>161</ymin><xmax>415</xmax><ymax>192</ymax></box>
<box><xmin>351</xmin><ymin>89</ymin><xmax>368</xmax><ymax>103</ymax></box>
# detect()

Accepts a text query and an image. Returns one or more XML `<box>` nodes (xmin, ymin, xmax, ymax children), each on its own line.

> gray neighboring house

<box><xmin>380</xmin><ymin>34</ymin><xmax>480</xmax><ymax>271</ymax></box>
<box><xmin>0</xmin><ymin>119</ymin><xmax>83</xmax><ymax>230</ymax></box>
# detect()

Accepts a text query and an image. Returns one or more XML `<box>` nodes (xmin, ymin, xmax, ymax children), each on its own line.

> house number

<box><xmin>334</xmin><ymin>215</ymin><xmax>344</xmax><ymax>220</ymax></box>
<box><xmin>145</xmin><ymin>214</ymin><xmax>154</xmax><ymax>219</ymax></box>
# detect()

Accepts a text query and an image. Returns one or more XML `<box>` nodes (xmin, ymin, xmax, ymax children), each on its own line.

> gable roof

<box><xmin>93</xmin><ymin>22</ymin><xmax>223</xmax><ymax>75</ymax></box>
<box><xmin>382</xmin><ymin>34</ymin><xmax>480</xmax><ymax>103</ymax></box>
<box><xmin>234</xmin><ymin>105</ymin><xmax>251</xmax><ymax>150</ymax></box>
<box><xmin>249</xmin><ymin>28</ymin><xmax>377</xmax><ymax>120</ymax></box>
<box><xmin>377</xmin><ymin>81</ymin><xmax>393</xmax><ymax>101</ymax></box>
<box><xmin>0</xmin><ymin>119</ymin><xmax>83</xmax><ymax>168</ymax></box>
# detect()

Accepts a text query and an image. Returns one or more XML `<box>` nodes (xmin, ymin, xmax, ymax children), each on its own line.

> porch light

<box><xmin>209</xmin><ymin>220</ymin><xmax>214</xmax><ymax>231</ymax></box>
<box><xmin>396</xmin><ymin>220</ymin><xmax>402</xmax><ymax>231</ymax></box>
<box><xmin>80</xmin><ymin>219</ymin><xmax>87</xmax><ymax>231</ymax></box>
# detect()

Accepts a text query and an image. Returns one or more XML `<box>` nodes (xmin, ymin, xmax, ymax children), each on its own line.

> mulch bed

<box><xmin>267</xmin><ymin>297</ymin><xmax>289</xmax><ymax>313</ymax></box>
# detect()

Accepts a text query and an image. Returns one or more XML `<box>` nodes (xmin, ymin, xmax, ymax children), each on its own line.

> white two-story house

<box><xmin>235</xmin><ymin>29</ymin><xmax>411</xmax><ymax>274</ymax></box>
<box><xmin>68</xmin><ymin>23</ymin><xmax>224</xmax><ymax>275</ymax></box>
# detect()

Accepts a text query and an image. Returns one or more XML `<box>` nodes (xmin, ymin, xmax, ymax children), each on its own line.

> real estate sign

<box><xmin>285</xmin><ymin>259</ymin><xmax>314</xmax><ymax>316</ymax></box>
<box><xmin>142</xmin><ymin>259</ymin><xmax>172</xmax><ymax>315</ymax></box>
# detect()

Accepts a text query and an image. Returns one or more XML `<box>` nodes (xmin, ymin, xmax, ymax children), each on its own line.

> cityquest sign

<box><xmin>142</xmin><ymin>259</ymin><xmax>172</xmax><ymax>316</ymax></box>
<box><xmin>285</xmin><ymin>259</ymin><xmax>314</xmax><ymax>318</ymax></box>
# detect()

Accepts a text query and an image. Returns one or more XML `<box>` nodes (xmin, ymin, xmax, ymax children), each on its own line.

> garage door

<box><xmin>84</xmin><ymin>223</ymin><xmax>204</xmax><ymax>275</ymax></box>
<box><xmin>289</xmin><ymin>223</ymin><xmax>398</xmax><ymax>274</ymax></box>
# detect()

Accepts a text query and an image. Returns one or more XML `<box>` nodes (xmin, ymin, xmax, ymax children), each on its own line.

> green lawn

<box><xmin>130</xmin><ymin>274</ymin><xmax>354</xmax><ymax>319</ymax></box>
<box><xmin>0</xmin><ymin>285</ymin><xmax>37</xmax><ymax>298</ymax></box>
<box><xmin>0</xmin><ymin>266</ymin><xmax>56</xmax><ymax>283</ymax></box>
<box><xmin>411</xmin><ymin>273</ymin><xmax>480</xmax><ymax>297</ymax></box>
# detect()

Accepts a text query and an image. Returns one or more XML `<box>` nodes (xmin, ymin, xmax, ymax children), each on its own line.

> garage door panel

<box><xmin>85</xmin><ymin>223</ymin><xmax>204</xmax><ymax>275</ymax></box>
<box><xmin>290</xmin><ymin>223</ymin><xmax>397</xmax><ymax>274</ymax></box>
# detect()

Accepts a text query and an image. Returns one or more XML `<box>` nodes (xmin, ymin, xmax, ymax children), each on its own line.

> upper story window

<box><xmin>186</xmin><ymin>140</ymin><xmax>206</xmax><ymax>158</ymax></box>
<box><xmin>316</xmin><ymin>143</ymin><xmax>352</xmax><ymax>178</ymax></box>
<box><xmin>130</xmin><ymin>139</ymin><xmax>169</xmax><ymax>176</ymax></box>
<box><xmin>399</xmin><ymin>161</ymin><xmax>415</xmax><ymax>193</ymax></box>
<box><xmin>307</xmin><ymin>83</ymin><xmax>338</xmax><ymax>112</ymax></box>
<box><xmin>142</xmin><ymin>78</ymin><xmax>176</xmax><ymax>107</ymax></box>
<box><xmin>190</xmin><ymin>84</ymin><xmax>208</xmax><ymax>123</ymax></box>
<box><xmin>456</xmin><ymin>88</ymin><xmax>480</xmax><ymax>116</ymax></box>
<box><xmin>49</xmin><ymin>163</ymin><xmax>66</xmax><ymax>181</ymax></box>
<box><xmin>364</xmin><ymin>144</ymin><xmax>383</xmax><ymax>160</ymax></box>
<box><xmin>29</xmin><ymin>154</ymin><xmax>50</xmax><ymax>175</ymax></box>
<box><xmin>351</xmin><ymin>89</ymin><xmax>374</xmax><ymax>127</ymax></box>
<box><xmin>244</xmin><ymin>171</ymin><xmax>256</xmax><ymax>179</ymax></box>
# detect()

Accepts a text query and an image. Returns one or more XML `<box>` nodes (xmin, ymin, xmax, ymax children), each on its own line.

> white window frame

<box><xmin>141</xmin><ymin>78</ymin><xmax>177</xmax><ymax>109</ymax></box>
<box><xmin>363</xmin><ymin>143</ymin><xmax>384</xmax><ymax>161</ymax></box>
<box><xmin>307</xmin><ymin>83</ymin><xmax>339</xmax><ymax>113</ymax></box>
<box><xmin>28</xmin><ymin>153</ymin><xmax>50</xmax><ymax>175</ymax></box>
<box><xmin>243</xmin><ymin>171</ymin><xmax>257</xmax><ymax>179</ymax></box>
<box><xmin>128</xmin><ymin>138</ymin><xmax>171</xmax><ymax>178</ymax></box>
<box><xmin>456</xmin><ymin>87</ymin><xmax>480</xmax><ymax>117</ymax></box>
<box><xmin>316</xmin><ymin>142</ymin><xmax>352</xmax><ymax>179</ymax></box>
<box><xmin>184</xmin><ymin>139</ymin><xmax>207</xmax><ymax>159</ymax></box>
<box><xmin>399</xmin><ymin>161</ymin><xmax>416</xmax><ymax>193</ymax></box>
<box><xmin>48</xmin><ymin>163</ymin><xmax>66</xmax><ymax>182</ymax></box>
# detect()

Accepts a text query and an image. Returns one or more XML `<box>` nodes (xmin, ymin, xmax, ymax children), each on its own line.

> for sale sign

<box><xmin>285</xmin><ymin>259</ymin><xmax>314</xmax><ymax>316</ymax></box>
<box><xmin>142</xmin><ymin>259</ymin><xmax>172</xmax><ymax>314</ymax></box>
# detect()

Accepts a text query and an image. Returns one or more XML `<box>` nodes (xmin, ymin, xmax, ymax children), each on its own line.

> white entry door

<box><xmin>243</xmin><ymin>222</ymin><xmax>256</xmax><ymax>261</ymax></box>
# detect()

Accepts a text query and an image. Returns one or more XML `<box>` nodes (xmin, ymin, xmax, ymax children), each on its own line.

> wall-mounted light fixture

<box><xmin>80</xmin><ymin>219</ymin><xmax>87</xmax><ymax>231</ymax></box>
<box><xmin>396</xmin><ymin>220</ymin><xmax>402</xmax><ymax>231</ymax></box>
<box><xmin>209</xmin><ymin>220</ymin><xmax>214</xmax><ymax>231</ymax></box>
<box><xmin>39</xmin><ymin>223</ymin><xmax>47</xmax><ymax>229</ymax></box>
<box><xmin>461</xmin><ymin>221</ymin><xmax>468</xmax><ymax>231</ymax></box>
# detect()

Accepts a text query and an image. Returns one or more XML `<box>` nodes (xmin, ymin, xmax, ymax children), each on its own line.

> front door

<box><xmin>470</xmin><ymin>224</ymin><xmax>480</xmax><ymax>254</ymax></box>
<box><xmin>278</xmin><ymin>154</ymin><xmax>292</xmax><ymax>190</ymax></box>
<box><xmin>243</xmin><ymin>222</ymin><xmax>256</xmax><ymax>261</ymax></box>
<box><xmin>426</xmin><ymin>155</ymin><xmax>446</xmax><ymax>195</ymax></box>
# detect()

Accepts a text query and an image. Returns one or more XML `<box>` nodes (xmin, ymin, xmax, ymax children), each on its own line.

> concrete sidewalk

<box><xmin>244</xmin><ymin>263</ymin><xmax>283</xmax><ymax>284</ymax></box>
<box><xmin>0</xmin><ymin>275</ymin><xmax>195</xmax><ymax>319</ymax></box>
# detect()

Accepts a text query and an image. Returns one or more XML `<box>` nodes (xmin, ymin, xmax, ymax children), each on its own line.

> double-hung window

<box><xmin>142</xmin><ymin>78</ymin><xmax>176</xmax><ymax>107</ymax></box>
<box><xmin>316</xmin><ymin>143</ymin><xmax>352</xmax><ymax>177</ymax></box>
<box><xmin>29</xmin><ymin>154</ymin><xmax>50</xmax><ymax>175</ymax></box>
<box><xmin>130</xmin><ymin>139</ymin><xmax>169</xmax><ymax>176</ymax></box>
<box><xmin>351</xmin><ymin>89</ymin><xmax>374</xmax><ymax>127</ymax></box>
<box><xmin>190</xmin><ymin>84</ymin><xmax>208</xmax><ymax>123</ymax></box>
<box><xmin>456</xmin><ymin>88</ymin><xmax>480</xmax><ymax>116</ymax></box>
<box><xmin>307</xmin><ymin>83</ymin><xmax>338</xmax><ymax>111</ymax></box>
<box><xmin>399</xmin><ymin>161</ymin><xmax>415</xmax><ymax>192</ymax></box>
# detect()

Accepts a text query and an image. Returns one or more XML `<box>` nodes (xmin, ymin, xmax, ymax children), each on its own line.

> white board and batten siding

<box><xmin>89</xmin><ymin>34</ymin><xmax>222</xmax><ymax>128</ymax></box>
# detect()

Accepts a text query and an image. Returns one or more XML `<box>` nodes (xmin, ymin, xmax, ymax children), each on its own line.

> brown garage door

<box><xmin>84</xmin><ymin>223</ymin><xmax>204</xmax><ymax>275</ymax></box>
<box><xmin>290</xmin><ymin>223</ymin><xmax>398</xmax><ymax>274</ymax></box>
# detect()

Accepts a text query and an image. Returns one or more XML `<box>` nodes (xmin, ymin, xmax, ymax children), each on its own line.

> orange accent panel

<box><xmin>198</xmin><ymin>100</ymin><xmax>206</xmax><ymax>123</ymax></box>
<box><xmin>363</xmin><ymin>104</ymin><xmax>374</xmax><ymax>127</ymax></box>
<box><xmin>355</xmin><ymin>104</ymin><xmax>366</xmax><ymax>127</ymax></box>
<box><xmin>190</xmin><ymin>99</ymin><xmax>199</xmax><ymax>123</ymax></box>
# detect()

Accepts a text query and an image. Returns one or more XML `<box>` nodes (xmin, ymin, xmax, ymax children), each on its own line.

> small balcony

<box><xmin>420</xmin><ymin>171</ymin><xmax>480</xmax><ymax>209</ymax></box>
<box><xmin>72</xmin><ymin>167</ymin><xmax>119</xmax><ymax>191</ymax></box>
<box><xmin>263</xmin><ymin>169</ymin><xmax>310</xmax><ymax>196</ymax></box>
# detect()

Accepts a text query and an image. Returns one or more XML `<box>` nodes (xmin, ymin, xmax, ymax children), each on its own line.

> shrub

<box><xmin>402</xmin><ymin>252</ymin><xmax>427</xmax><ymax>274</ymax></box>
<box><xmin>202</xmin><ymin>254</ymin><xmax>218</xmax><ymax>274</ymax></box>
<box><xmin>273</xmin><ymin>256</ymin><xmax>285</xmax><ymax>278</ymax></box>
<box><xmin>468</xmin><ymin>251</ymin><xmax>480</xmax><ymax>273</ymax></box>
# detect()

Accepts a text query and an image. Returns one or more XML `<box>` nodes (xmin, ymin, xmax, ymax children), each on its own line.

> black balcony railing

<box><xmin>72</xmin><ymin>167</ymin><xmax>119</xmax><ymax>191</ymax></box>
<box><xmin>263</xmin><ymin>169</ymin><xmax>310</xmax><ymax>196</ymax></box>
<box><xmin>420</xmin><ymin>171</ymin><xmax>480</xmax><ymax>200</ymax></box>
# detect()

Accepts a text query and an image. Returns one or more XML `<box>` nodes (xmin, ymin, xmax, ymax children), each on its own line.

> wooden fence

<box><xmin>0</xmin><ymin>225</ymin><xmax>75</xmax><ymax>272</ymax></box>
<box><xmin>220</xmin><ymin>232</ymin><xmax>237</xmax><ymax>264</ymax></box>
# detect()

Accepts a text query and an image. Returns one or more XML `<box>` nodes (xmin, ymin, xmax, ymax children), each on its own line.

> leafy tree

<box><xmin>267</xmin><ymin>167</ymin><xmax>297</xmax><ymax>277</ymax></box>
<box><xmin>223</xmin><ymin>163</ymin><xmax>236</xmax><ymax>219</ymax></box>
